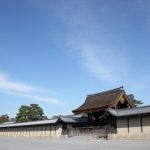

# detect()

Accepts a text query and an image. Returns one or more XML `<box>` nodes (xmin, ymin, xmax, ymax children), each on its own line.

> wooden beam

<box><xmin>127</xmin><ymin>118</ymin><xmax>130</xmax><ymax>133</ymax></box>
<box><xmin>140</xmin><ymin>116</ymin><xmax>143</xmax><ymax>133</ymax></box>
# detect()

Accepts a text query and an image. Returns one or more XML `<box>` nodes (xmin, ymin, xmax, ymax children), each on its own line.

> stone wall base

<box><xmin>108</xmin><ymin>133</ymin><xmax>150</xmax><ymax>140</ymax></box>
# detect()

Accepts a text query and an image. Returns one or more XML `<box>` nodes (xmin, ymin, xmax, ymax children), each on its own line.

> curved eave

<box><xmin>73</xmin><ymin>92</ymin><xmax>123</xmax><ymax>114</ymax></box>
<box><xmin>73</xmin><ymin>105</ymin><xmax>109</xmax><ymax>115</ymax></box>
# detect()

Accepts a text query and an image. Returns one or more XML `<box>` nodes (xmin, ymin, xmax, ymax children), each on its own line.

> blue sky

<box><xmin>0</xmin><ymin>0</ymin><xmax>150</xmax><ymax>118</ymax></box>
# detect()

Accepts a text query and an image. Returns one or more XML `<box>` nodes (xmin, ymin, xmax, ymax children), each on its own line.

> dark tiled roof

<box><xmin>58</xmin><ymin>116</ymin><xmax>88</xmax><ymax>123</ymax></box>
<box><xmin>0</xmin><ymin>115</ymin><xmax>88</xmax><ymax>128</ymax></box>
<box><xmin>0</xmin><ymin>119</ymin><xmax>58</xmax><ymax>128</ymax></box>
<box><xmin>73</xmin><ymin>87</ymin><xmax>130</xmax><ymax>114</ymax></box>
<box><xmin>108</xmin><ymin>105</ymin><xmax>150</xmax><ymax>117</ymax></box>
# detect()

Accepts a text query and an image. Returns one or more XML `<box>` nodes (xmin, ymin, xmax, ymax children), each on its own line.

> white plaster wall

<box><xmin>45</xmin><ymin>125</ymin><xmax>50</xmax><ymax>136</ymax></box>
<box><xmin>114</xmin><ymin>116</ymin><xmax>150</xmax><ymax>139</ymax></box>
<box><xmin>129</xmin><ymin>117</ymin><xmax>141</xmax><ymax>134</ymax></box>
<box><xmin>41</xmin><ymin>126</ymin><xmax>44</xmax><ymax>136</ymax></box>
<box><xmin>51</xmin><ymin>125</ymin><xmax>55</xmax><ymax>136</ymax></box>
<box><xmin>0</xmin><ymin>124</ymin><xmax>63</xmax><ymax>137</ymax></box>
<box><xmin>56</xmin><ymin>124</ymin><xmax>62</xmax><ymax>137</ymax></box>
<box><xmin>37</xmin><ymin>126</ymin><xmax>41</xmax><ymax>136</ymax></box>
<box><xmin>27</xmin><ymin>126</ymin><xmax>30</xmax><ymax>137</ymax></box>
<box><xmin>117</xmin><ymin>119</ymin><xmax>128</xmax><ymax>135</ymax></box>
<box><xmin>32</xmin><ymin>126</ymin><xmax>37</xmax><ymax>136</ymax></box>
<box><xmin>143</xmin><ymin>116</ymin><xmax>150</xmax><ymax>133</ymax></box>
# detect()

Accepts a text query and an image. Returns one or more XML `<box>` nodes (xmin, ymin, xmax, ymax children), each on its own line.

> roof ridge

<box><xmin>87</xmin><ymin>86</ymin><xmax>124</xmax><ymax>98</ymax></box>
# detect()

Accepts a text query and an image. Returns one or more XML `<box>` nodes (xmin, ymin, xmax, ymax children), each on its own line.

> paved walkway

<box><xmin>0</xmin><ymin>136</ymin><xmax>150</xmax><ymax>150</ymax></box>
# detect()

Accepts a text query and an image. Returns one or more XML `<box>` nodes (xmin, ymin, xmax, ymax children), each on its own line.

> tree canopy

<box><xmin>0</xmin><ymin>114</ymin><xmax>9</xmax><ymax>124</ymax></box>
<box><xmin>16</xmin><ymin>104</ymin><xmax>47</xmax><ymax>122</ymax></box>
<box><xmin>128</xmin><ymin>94</ymin><xmax>143</xmax><ymax>106</ymax></box>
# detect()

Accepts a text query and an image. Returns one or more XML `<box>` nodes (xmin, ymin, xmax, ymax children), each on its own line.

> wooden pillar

<box><xmin>50</xmin><ymin>125</ymin><xmax>51</xmax><ymax>135</ymax></box>
<box><xmin>55</xmin><ymin>124</ymin><xmax>56</xmax><ymax>135</ymax></box>
<box><xmin>29</xmin><ymin>126</ymin><xmax>31</xmax><ymax>136</ymax></box>
<box><xmin>32</xmin><ymin>126</ymin><xmax>34</xmax><ymax>136</ymax></box>
<box><xmin>44</xmin><ymin>125</ymin><xmax>46</xmax><ymax>136</ymax></box>
<box><xmin>140</xmin><ymin>116</ymin><xmax>143</xmax><ymax>133</ymax></box>
<box><xmin>25</xmin><ymin>126</ymin><xmax>27</xmax><ymax>136</ymax></box>
<box><xmin>127</xmin><ymin>118</ymin><xmax>129</xmax><ymax>133</ymax></box>
<box><xmin>88</xmin><ymin>113</ymin><xmax>91</xmax><ymax>126</ymax></box>
<box><xmin>6</xmin><ymin>128</ymin><xmax>7</xmax><ymax>136</ymax></box>
<box><xmin>36</xmin><ymin>126</ymin><xmax>39</xmax><ymax>136</ymax></box>
<box><xmin>40</xmin><ymin>126</ymin><xmax>42</xmax><ymax>136</ymax></box>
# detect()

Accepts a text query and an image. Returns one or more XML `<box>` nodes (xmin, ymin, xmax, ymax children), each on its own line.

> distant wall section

<box><xmin>0</xmin><ymin>124</ymin><xmax>62</xmax><ymax>138</ymax></box>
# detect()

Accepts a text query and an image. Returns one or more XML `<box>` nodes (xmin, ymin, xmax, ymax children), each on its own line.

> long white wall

<box><xmin>108</xmin><ymin>115</ymin><xmax>150</xmax><ymax>139</ymax></box>
<box><xmin>0</xmin><ymin>124</ymin><xmax>62</xmax><ymax>138</ymax></box>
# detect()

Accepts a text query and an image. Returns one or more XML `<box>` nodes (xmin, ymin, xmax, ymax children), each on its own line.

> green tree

<box><xmin>29</xmin><ymin>104</ymin><xmax>47</xmax><ymax>121</ymax></box>
<box><xmin>128</xmin><ymin>94</ymin><xmax>143</xmax><ymax>106</ymax></box>
<box><xmin>0</xmin><ymin>114</ymin><xmax>9</xmax><ymax>123</ymax></box>
<box><xmin>16</xmin><ymin>104</ymin><xmax>47</xmax><ymax>122</ymax></box>
<box><xmin>16</xmin><ymin>105</ymin><xmax>30</xmax><ymax>122</ymax></box>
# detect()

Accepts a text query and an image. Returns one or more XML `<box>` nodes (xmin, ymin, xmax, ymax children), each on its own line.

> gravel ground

<box><xmin>0</xmin><ymin>136</ymin><xmax>150</xmax><ymax>150</ymax></box>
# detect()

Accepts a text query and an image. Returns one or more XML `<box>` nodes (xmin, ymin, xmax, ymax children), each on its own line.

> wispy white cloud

<box><xmin>0</xmin><ymin>73</ymin><xmax>36</xmax><ymax>93</ymax></box>
<box><xmin>43</xmin><ymin>1</ymin><xmax>129</xmax><ymax>83</ymax></box>
<box><xmin>79</xmin><ymin>44</ymin><xmax>129</xmax><ymax>82</ymax></box>
<box><xmin>81</xmin><ymin>47</ymin><xmax>110</xmax><ymax>80</ymax></box>
<box><xmin>32</xmin><ymin>0</ymin><xmax>149</xmax><ymax>90</ymax></box>
<box><xmin>0</xmin><ymin>72</ymin><xmax>64</xmax><ymax>105</ymax></box>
